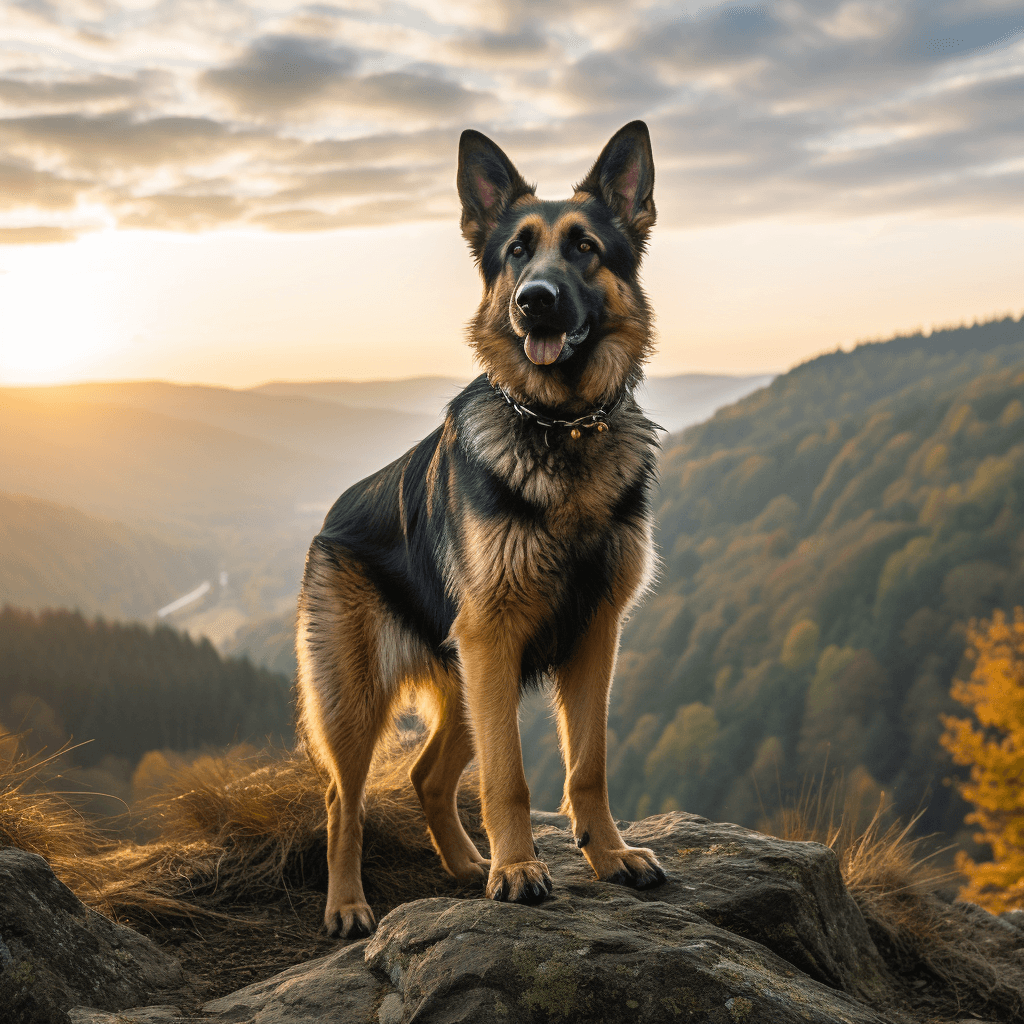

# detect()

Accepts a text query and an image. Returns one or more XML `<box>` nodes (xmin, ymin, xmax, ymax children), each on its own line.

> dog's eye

<box><xmin>578</xmin><ymin>240</ymin><xmax>593</xmax><ymax>253</ymax></box>
<box><xmin>510</xmin><ymin>243</ymin><xmax>525</xmax><ymax>258</ymax></box>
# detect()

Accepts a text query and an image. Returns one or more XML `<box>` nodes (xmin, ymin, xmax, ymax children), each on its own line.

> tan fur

<box><xmin>296</xmin><ymin>553</ymin><xmax>401</xmax><ymax>936</ymax></box>
<box><xmin>470</xmin><ymin>212</ymin><xmax>652</xmax><ymax>412</ymax></box>
<box><xmin>553</xmin><ymin>602</ymin><xmax>659</xmax><ymax>879</ymax></box>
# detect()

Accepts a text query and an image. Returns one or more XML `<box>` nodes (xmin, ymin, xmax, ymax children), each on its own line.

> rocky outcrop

<box><xmin>171</xmin><ymin>812</ymin><xmax>902</xmax><ymax>1023</ymax></box>
<box><xmin>16</xmin><ymin>811</ymin><xmax>1024</xmax><ymax>1023</ymax></box>
<box><xmin>0</xmin><ymin>848</ymin><xmax>192</xmax><ymax>1021</ymax></box>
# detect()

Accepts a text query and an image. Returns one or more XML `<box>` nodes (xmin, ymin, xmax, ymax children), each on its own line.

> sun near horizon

<box><xmin>3</xmin><ymin>216</ymin><xmax>1023</xmax><ymax>390</ymax></box>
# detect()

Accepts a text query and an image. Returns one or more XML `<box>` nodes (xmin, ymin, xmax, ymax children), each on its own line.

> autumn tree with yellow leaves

<box><xmin>941</xmin><ymin>609</ymin><xmax>1024</xmax><ymax>912</ymax></box>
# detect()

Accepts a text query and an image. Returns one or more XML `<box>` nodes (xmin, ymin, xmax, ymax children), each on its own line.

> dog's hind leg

<box><xmin>296</xmin><ymin>550</ymin><xmax>395</xmax><ymax>939</ymax></box>
<box><xmin>411</xmin><ymin>683</ymin><xmax>489</xmax><ymax>882</ymax></box>
<box><xmin>320</xmin><ymin>691</ymin><xmax>391</xmax><ymax>938</ymax></box>
<box><xmin>554</xmin><ymin>602</ymin><xmax>667</xmax><ymax>891</ymax></box>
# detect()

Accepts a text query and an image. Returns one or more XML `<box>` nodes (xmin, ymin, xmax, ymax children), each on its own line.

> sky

<box><xmin>0</xmin><ymin>0</ymin><xmax>1022</xmax><ymax>386</ymax></box>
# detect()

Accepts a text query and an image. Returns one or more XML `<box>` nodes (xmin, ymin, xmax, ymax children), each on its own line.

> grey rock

<box><xmin>0</xmin><ymin>848</ymin><xmax>192</xmax><ymax>1014</ymax></box>
<box><xmin>68</xmin><ymin>1007</ymin><xmax>185</xmax><ymax>1024</ymax></box>
<box><xmin>188</xmin><ymin>811</ymin><xmax>900</xmax><ymax>1024</ymax></box>
<box><xmin>366</xmin><ymin>893</ymin><xmax>896</xmax><ymax>1024</ymax></box>
<box><xmin>956</xmin><ymin>899</ymin><xmax>1024</xmax><ymax>934</ymax></box>
<box><xmin>1000</xmin><ymin>908</ymin><xmax>1024</xmax><ymax>932</ymax></box>
<box><xmin>201</xmin><ymin>940</ymin><xmax>380</xmax><ymax>1023</ymax></box>
<box><xmin>611</xmin><ymin>812</ymin><xmax>893</xmax><ymax>1004</ymax></box>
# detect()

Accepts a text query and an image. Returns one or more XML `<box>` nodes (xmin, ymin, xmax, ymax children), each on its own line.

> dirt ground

<box><xmin>126</xmin><ymin>878</ymin><xmax>487</xmax><ymax>1009</ymax></box>
<box><xmin>128</xmin><ymin>892</ymin><xmax>339</xmax><ymax>1005</ymax></box>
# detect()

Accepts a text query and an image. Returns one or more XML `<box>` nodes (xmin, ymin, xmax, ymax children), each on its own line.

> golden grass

<box><xmin>770</xmin><ymin>778</ymin><xmax>1023</xmax><ymax>1020</ymax></box>
<box><xmin>1</xmin><ymin>734</ymin><xmax>484</xmax><ymax>927</ymax></box>
<box><xmin>0</xmin><ymin>736</ymin><xmax>110</xmax><ymax>863</ymax></box>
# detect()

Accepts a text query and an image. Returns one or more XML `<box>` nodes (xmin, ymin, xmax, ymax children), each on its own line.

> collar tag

<box><xmin>490</xmin><ymin>380</ymin><xmax>622</xmax><ymax>447</ymax></box>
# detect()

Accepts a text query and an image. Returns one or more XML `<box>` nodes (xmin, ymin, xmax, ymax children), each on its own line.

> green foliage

<box><xmin>518</xmin><ymin>314</ymin><xmax>1024</xmax><ymax>835</ymax></box>
<box><xmin>0</xmin><ymin>606</ymin><xmax>293</xmax><ymax>767</ymax></box>
<box><xmin>781</xmin><ymin>620</ymin><xmax>819</xmax><ymax>670</ymax></box>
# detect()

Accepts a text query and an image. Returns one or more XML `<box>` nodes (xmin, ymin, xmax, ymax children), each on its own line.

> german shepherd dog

<box><xmin>296</xmin><ymin>121</ymin><xmax>666</xmax><ymax>939</ymax></box>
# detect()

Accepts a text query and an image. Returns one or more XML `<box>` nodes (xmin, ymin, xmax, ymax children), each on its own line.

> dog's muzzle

<box><xmin>514</xmin><ymin>279</ymin><xmax>589</xmax><ymax>365</ymax></box>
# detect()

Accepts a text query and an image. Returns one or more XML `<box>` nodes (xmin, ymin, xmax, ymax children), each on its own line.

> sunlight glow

<box><xmin>0</xmin><ymin>235</ymin><xmax>129</xmax><ymax>385</ymax></box>
<box><xmin>2</xmin><ymin>214</ymin><xmax>1023</xmax><ymax>387</ymax></box>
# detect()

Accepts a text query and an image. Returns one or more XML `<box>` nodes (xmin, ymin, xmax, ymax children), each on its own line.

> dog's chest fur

<box><xmin>447</xmin><ymin>383</ymin><xmax>658</xmax><ymax>676</ymax></box>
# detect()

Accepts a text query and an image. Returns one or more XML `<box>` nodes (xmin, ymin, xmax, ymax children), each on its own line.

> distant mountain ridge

<box><xmin>252</xmin><ymin>376</ymin><xmax>468</xmax><ymax>419</ymax></box>
<box><xmin>252</xmin><ymin>372</ymin><xmax>774</xmax><ymax>435</ymax></box>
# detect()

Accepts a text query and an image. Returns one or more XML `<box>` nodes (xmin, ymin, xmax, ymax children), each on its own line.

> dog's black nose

<box><xmin>515</xmin><ymin>279</ymin><xmax>559</xmax><ymax>317</ymax></box>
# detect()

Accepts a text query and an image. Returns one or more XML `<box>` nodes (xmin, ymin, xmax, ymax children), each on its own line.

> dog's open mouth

<box><xmin>524</xmin><ymin>322</ymin><xmax>590</xmax><ymax>365</ymax></box>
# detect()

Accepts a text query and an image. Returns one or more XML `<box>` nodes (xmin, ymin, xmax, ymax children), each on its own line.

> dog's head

<box><xmin>458</xmin><ymin>122</ymin><xmax>656</xmax><ymax>412</ymax></box>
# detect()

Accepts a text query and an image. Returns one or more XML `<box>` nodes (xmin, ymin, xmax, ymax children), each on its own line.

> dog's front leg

<box><xmin>454</xmin><ymin>612</ymin><xmax>553</xmax><ymax>904</ymax></box>
<box><xmin>554</xmin><ymin>602</ymin><xmax>667</xmax><ymax>890</ymax></box>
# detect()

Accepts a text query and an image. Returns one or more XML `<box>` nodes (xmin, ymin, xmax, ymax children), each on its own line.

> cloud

<box><xmin>0</xmin><ymin>72</ymin><xmax>152</xmax><ymax>110</ymax></box>
<box><xmin>1</xmin><ymin>1</ymin><xmax>1022</xmax><ymax>240</ymax></box>
<box><xmin>0</xmin><ymin>225</ymin><xmax>81</xmax><ymax>244</ymax></box>
<box><xmin>250</xmin><ymin>195</ymin><xmax>446</xmax><ymax>231</ymax></box>
<box><xmin>201</xmin><ymin>34</ymin><xmax>361</xmax><ymax>114</ymax></box>
<box><xmin>117</xmin><ymin>192</ymin><xmax>248</xmax><ymax>231</ymax></box>
<box><xmin>202</xmin><ymin>33</ymin><xmax>489</xmax><ymax>120</ymax></box>
<box><xmin>447</xmin><ymin>26</ymin><xmax>562</xmax><ymax>65</ymax></box>
<box><xmin>2</xmin><ymin>112</ymin><xmax>274</xmax><ymax>170</ymax></box>
<box><xmin>0</xmin><ymin>161</ymin><xmax>83</xmax><ymax>209</ymax></box>
<box><xmin>268</xmin><ymin>166</ymin><xmax>436</xmax><ymax>204</ymax></box>
<box><xmin>555</xmin><ymin>51</ymin><xmax>674</xmax><ymax>114</ymax></box>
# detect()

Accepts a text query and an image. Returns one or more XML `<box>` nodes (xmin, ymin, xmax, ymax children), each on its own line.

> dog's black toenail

<box><xmin>576</xmin><ymin>831</ymin><xmax>590</xmax><ymax>849</ymax></box>
<box><xmin>514</xmin><ymin>881</ymin><xmax>548</xmax><ymax>905</ymax></box>
<box><xmin>544</xmin><ymin>876</ymin><xmax>553</xmax><ymax>893</ymax></box>
<box><xmin>493</xmin><ymin>880</ymin><xmax>509</xmax><ymax>902</ymax></box>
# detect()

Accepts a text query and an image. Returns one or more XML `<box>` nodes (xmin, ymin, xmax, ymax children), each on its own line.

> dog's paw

<box><xmin>325</xmin><ymin>901</ymin><xmax>376</xmax><ymax>939</ymax></box>
<box><xmin>445</xmin><ymin>857</ymin><xmax>490</xmax><ymax>884</ymax></box>
<box><xmin>487</xmin><ymin>860</ymin><xmax>553</xmax><ymax>905</ymax></box>
<box><xmin>590</xmin><ymin>846</ymin><xmax>667</xmax><ymax>890</ymax></box>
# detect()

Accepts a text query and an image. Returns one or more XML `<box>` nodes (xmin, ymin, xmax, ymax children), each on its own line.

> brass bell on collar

<box><xmin>596</xmin><ymin>422</ymin><xmax>608</xmax><ymax>433</ymax></box>
<box><xmin>570</xmin><ymin>428</ymin><xmax>581</xmax><ymax>440</ymax></box>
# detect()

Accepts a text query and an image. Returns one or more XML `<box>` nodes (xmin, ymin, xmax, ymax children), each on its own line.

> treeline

<box><xmin>0</xmin><ymin>606</ymin><xmax>293</xmax><ymax>766</ymax></box>
<box><xmin>521</xmin><ymin>314</ymin><xmax>1024</xmax><ymax>838</ymax></box>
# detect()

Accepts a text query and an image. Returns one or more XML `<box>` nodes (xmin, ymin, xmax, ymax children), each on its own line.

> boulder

<box><xmin>195</xmin><ymin>812</ymin><xmax>902</xmax><ymax>1023</ymax></box>
<box><xmin>0</xmin><ymin>848</ymin><xmax>192</xmax><ymax>1017</ymax></box>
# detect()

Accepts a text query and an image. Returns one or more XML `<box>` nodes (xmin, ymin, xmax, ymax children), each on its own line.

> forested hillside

<box><xmin>0</xmin><ymin>492</ymin><xmax>216</xmax><ymax>619</ymax></box>
<box><xmin>520</xmin><ymin>315</ymin><xmax>1024</xmax><ymax>839</ymax></box>
<box><xmin>0</xmin><ymin>606</ymin><xmax>293</xmax><ymax>767</ymax></box>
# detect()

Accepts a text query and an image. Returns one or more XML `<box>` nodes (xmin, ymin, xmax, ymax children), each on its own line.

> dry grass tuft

<box><xmin>0</xmin><ymin>735</ymin><xmax>110</xmax><ymax>863</ymax></box>
<box><xmin>2</xmin><ymin>734</ymin><xmax>485</xmax><ymax>928</ymax></box>
<box><xmin>772</xmin><ymin>778</ymin><xmax>1023</xmax><ymax>1020</ymax></box>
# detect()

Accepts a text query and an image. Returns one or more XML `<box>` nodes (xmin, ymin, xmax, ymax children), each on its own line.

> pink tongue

<box><xmin>524</xmin><ymin>332</ymin><xmax>566</xmax><ymax>365</ymax></box>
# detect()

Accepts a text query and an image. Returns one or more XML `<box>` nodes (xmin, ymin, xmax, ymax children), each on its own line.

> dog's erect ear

<box><xmin>458</xmin><ymin>130</ymin><xmax>534</xmax><ymax>258</ymax></box>
<box><xmin>576</xmin><ymin>121</ymin><xmax>655</xmax><ymax>244</ymax></box>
